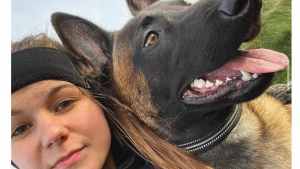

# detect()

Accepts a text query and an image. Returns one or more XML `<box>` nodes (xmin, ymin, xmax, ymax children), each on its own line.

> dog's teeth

<box><xmin>241</xmin><ymin>70</ymin><xmax>252</xmax><ymax>81</ymax></box>
<box><xmin>205</xmin><ymin>80</ymin><xmax>214</xmax><ymax>88</ymax></box>
<box><xmin>226</xmin><ymin>77</ymin><xmax>232</xmax><ymax>82</ymax></box>
<box><xmin>215</xmin><ymin>79</ymin><xmax>223</xmax><ymax>86</ymax></box>
<box><xmin>199</xmin><ymin>79</ymin><xmax>205</xmax><ymax>87</ymax></box>
<box><xmin>190</xmin><ymin>82</ymin><xmax>195</xmax><ymax>88</ymax></box>
<box><xmin>194</xmin><ymin>79</ymin><xmax>205</xmax><ymax>88</ymax></box>
<box><xmin>193</xmin><ymin>79</ymin><xmax>199</xmax><ymax>87</ymax></box>
<box><xmin>233</xmin><ymin>77</ymin><xmax>237</xmax><ymax>79</ymax></box>
<box><xmin>252</xmin><ymin>73</ymin><xmax>258</xmax><ymax>79</ymax></box>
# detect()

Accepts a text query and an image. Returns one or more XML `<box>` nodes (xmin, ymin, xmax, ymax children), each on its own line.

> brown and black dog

<box><xmin>51</xmin><ymin>0</ymin><xmax>291</xmax><ymax>168</ymax></box>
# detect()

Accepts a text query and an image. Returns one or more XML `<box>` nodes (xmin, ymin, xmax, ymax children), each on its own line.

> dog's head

<box><xmin>52</xmin><ymin>0</ymin><xmax>288</xmax><ymax>142</ymax></box>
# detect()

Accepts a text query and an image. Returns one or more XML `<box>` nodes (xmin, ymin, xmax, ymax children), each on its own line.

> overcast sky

<box><xmin>11</xmin><ymin>0</ymin><xmax>132</xmax><ymax>41</ymax></box>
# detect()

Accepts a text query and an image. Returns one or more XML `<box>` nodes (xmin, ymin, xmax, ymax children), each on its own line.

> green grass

<box><xmin>240</xmin><ymin>0</ymin><xmax>291</xmax><ymax>84</ymax></box>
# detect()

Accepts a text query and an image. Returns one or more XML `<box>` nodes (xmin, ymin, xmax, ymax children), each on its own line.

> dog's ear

<box><xmin>126</xmin><ymin>0</ymin><xmax>158</xmax><ymax>16</ymax></box>
<box><xmin>51</xmin><ymin>12</ymin><xmax>112</xmax><ymax>73</ymax></box>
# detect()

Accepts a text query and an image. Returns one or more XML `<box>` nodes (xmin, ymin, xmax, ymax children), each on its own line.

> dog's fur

<box><xmin>51</xmin><ymin>0</ymin><xmax>291</xmax><ymax>168</ymax></box>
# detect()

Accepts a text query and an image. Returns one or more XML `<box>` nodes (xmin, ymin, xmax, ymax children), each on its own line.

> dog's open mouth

<box><xmin>182</xmin><ymin>49</ymin><xmax>289</xmax><ymax>104</ymax></box>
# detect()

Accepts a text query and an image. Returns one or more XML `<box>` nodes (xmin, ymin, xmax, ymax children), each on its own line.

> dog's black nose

<box><xmin>218</xmin><ymin>0</ymin><xmax>249</xmax><ymax>16</ymax></box>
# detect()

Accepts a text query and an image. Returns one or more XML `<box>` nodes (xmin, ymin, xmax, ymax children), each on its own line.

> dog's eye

<box><xmin>144</xmin><ymin>32</ymin><xmax>159</xmax><ymax>47</ymax></box>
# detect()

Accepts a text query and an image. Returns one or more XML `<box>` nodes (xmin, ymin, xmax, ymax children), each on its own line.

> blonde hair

<box><xmin>11</xmin><ymin>33</ymin><xmax>212</xmax><ymax>169</ymax></box>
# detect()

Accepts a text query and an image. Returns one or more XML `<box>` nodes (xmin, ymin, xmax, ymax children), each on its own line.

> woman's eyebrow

<box><xmin>47</xmin><ymin>84</ymin><xmax>74</xmax><ymax>99</ymax></box>
<box><xmin>11</xmin><ymin>110</ymin><xmax>22</xmax><ymax>116</ymax></box>
<box><xmin>11</xmin><ymin>84</ymin><xmax>74</xmax><ymax>116</ymax></box>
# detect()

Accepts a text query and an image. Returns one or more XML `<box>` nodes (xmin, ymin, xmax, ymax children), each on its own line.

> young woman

<box><xmin>11</xmin><ymin>34</ymin><xmax>212</xmax><ymax>169</ymax></box>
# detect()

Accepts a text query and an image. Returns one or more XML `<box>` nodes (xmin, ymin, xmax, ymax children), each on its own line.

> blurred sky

<box><xmin>11</xmin><ymin>0</ymin><xmax>131</xmax><ymax>41</ymax></box>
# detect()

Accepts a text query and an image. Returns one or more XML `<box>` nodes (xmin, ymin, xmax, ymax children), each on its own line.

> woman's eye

<box><xmin>12</xmin><ymin>124</ymin><xmax>32</xmax><ymax>138</ymax></box>
<box><xmin>144</xmin><ymin>32</ymin><xmax>159</xmax><ymax>47</ymax></box>
<box><xmin>56</xmin><ymin>100</ymin><xmax>75</xmax><ymax>112</ymax></box>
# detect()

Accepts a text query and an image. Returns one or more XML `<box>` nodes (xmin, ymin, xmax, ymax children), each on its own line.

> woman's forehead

<box><xmin>11</xmin><ymin>80</ymin><xmax>76</xmax><ymax>105</ymax></box>
<box><xmin>13</xmin><ymin>80</ymin><xmax>74</xmax><ymax>94</ymax></box>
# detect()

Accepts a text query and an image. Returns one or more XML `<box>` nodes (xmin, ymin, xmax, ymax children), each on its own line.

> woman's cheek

<box><xmin>12</xmin><ymin>139</ymin><xmax>40</xmax><ymax>169</ymax></box>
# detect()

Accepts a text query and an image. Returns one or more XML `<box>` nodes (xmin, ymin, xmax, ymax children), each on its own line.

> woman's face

<box><xmin>11</xmin><ymin>80</ymin><xmax>111</xmax><ymax>169</ymax></box>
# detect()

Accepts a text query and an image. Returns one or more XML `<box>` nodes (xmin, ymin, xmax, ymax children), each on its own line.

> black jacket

<box><xmin>111</xmin><ymin>137</ymin><xmax>153</xmax><ymax>169</ymax></box>
<box><xmin>116</xmin><ymin>148</ymin><xmax>153</xmax><ymax>169</ymax></box>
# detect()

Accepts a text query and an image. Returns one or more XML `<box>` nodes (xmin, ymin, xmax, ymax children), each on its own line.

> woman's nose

<box><xmin>39</xmin><ymin>113</ymin><xmax>69</xmax><ymax>148</ymax></box>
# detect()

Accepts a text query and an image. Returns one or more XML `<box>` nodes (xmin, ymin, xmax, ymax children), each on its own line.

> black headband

<box><xmin>11</xmin><ymin>47</ymin><xmax>89</xmax><ymax>93</ymax></box>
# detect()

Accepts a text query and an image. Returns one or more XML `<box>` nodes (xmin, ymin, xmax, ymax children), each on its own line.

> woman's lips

<box><xmin>53</xmin><ymin>147</ymin><xmax>84</xmax><ymax>169</ymax></box>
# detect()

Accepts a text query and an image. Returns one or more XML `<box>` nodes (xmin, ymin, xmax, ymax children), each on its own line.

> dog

<box><xmin>51</xmin><ymin>0</ymin><xmax>291</xmax><ymax>168</ymax></box>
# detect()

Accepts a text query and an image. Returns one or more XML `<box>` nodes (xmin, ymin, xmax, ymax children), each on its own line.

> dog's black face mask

<box><xmin>52</xmin><ymin>0</ymin><xmax>288</xmax><ymax>146</ymax></box>
<box><xmin>116</xmin><ymin>0</ymin><xmax>271</xmax><ymax>113</ymax></box>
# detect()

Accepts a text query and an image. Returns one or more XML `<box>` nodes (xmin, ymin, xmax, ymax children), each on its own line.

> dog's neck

<box><xmin>158</xmin><ymin>105</ymin><xmax>242</xmax><ymax>153</ymax></box>
<box><xmin>179</xmin><ymin>105</ymin><xmax>241</xmax><ymax>153</ymax></box>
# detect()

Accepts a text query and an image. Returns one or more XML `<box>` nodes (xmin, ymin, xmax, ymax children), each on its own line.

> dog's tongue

<box><xmin>226</xmin><ymin>49</ymin><xmax>289</xmax><ymax>73</ymax></box>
